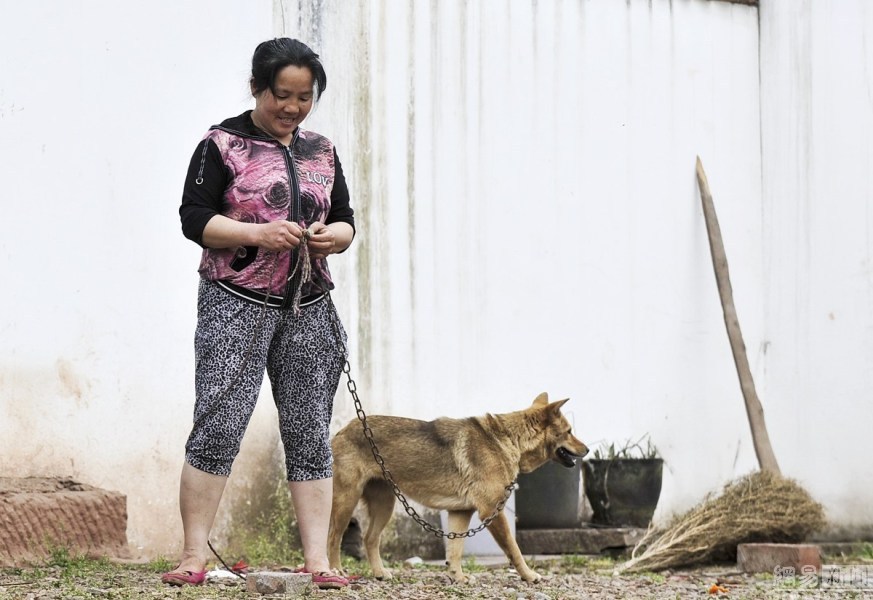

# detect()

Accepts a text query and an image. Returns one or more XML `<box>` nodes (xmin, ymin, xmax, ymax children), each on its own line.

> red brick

<box><xmin>0</xmin><ymin>477</ymin><xmax>130</xmax><ymax>567</ymax></box>
<box><xmin>737</xmin><ymin>543</ymin><xmax>821</xmax><ymax>574</ymax></box>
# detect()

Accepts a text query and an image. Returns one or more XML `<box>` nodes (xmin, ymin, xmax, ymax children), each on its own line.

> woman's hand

<box><xmin>306</xmin><ymin>222</ymin><xmax>336</xmax><ymax>259</ymax></box>
<box><xmin>203</xmin><ymin>215</ymin><xmax>352</xmax><ymax>257</ymax></box>
<box><xmin>201</xmin><ymin>216</ymin><xmax>303</xmax><ymax>251</ymax></box>
<box><xmin>254</xmin><ymin>220</ymin><xmax>305</xmax><ymax>252</ymax></box>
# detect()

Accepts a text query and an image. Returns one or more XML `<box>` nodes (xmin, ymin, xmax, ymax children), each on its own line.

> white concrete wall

<box><xmin>0</xmin><ymin>0</ymin><xmax>277</xmax><ymax>556</ymax></box>
<box><xmin>296</xmin><ymin>0</ymin><xmax>766</xmax><ymax>524</ymax></box>
<box><xmin>0</xmin><ymin>0</ymin><xmax>869</xmax><ymax>558</ymax></box>
<box><xmin>760</xmin><ymin>0</ymin><xmax>873</xmax><ymax>532</ymax></box>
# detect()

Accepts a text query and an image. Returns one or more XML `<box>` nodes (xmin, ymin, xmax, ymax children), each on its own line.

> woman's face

<box><xmin>251</xmin><ymin>65</ymin><xmax>315</xmax><ymax>144</ymax></box>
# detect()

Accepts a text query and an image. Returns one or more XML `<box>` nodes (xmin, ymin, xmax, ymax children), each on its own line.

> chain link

<box><xmin>325</xmin><ymin>295</ymin><xmax>517</xmax><ymax>539</ymax></box>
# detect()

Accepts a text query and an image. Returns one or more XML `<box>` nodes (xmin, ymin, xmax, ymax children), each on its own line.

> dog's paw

<box><xmin>446</xmin><ymin>571</ymin><xmax>468</xmax><ymax>584</ymax></box>
<box><xmin>373</xmin><ymin>567</ymin><xmax>394</xmax><ymax>580</ymax></box>
<box><xmin>520</xmin><ymin>570</ymin><xmax>542</xmax><ymax>583</ymax></box>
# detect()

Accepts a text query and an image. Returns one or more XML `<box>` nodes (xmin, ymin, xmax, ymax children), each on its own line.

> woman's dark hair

<box><xmin>250</xmin><ymin>38</ymin><xmax>327</xmax><ymax>99</ymax></box>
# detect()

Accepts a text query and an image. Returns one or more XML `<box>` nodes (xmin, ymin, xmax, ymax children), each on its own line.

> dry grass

<box><xmin>619</xmin><ymin>470</ymin><xmax>826</xmax><ymax>573</ymax></box>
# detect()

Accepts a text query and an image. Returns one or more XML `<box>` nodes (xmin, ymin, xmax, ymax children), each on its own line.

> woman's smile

<box><xmin>251</xmin><ymin>64</ymin><xmax>315</xmax><ymax>145</ymax></box>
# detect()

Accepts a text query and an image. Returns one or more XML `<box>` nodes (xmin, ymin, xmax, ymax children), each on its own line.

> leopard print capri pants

<box><xmin>185</xmin><ymin>279</ymin><xmax>347</xmax><ymax>481</ymax></box>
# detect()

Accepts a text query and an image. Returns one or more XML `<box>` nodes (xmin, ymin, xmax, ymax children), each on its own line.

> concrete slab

<box><xmin>817</xmin><ymin>541</ymin><xmax>873</xmax><ymax>559</ymax></box>
<box><xmin>516</xmin><ymin>527</ymin><xmax>647</xmax><ymax>555</ymax></box>
<box><xmin>422</xmin><ymin>554</ymin><xmax>568</xmax><ymax>569</ymax></box>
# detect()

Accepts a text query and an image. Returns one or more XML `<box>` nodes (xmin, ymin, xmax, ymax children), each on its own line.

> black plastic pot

<box><xmin>515</xmin><ymin>460</ymin><xmax>582</xmax><ymax>530</ymax></box>
<box><xmin>582</xmin><ymin>458</ymin><xmax>663</xmax><ymax>528</ymax></box>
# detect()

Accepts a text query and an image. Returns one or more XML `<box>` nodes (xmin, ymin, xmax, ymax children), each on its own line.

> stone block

<box><xmin>245</xmin><ymin>571</ymin><xmax>313</xmax><ymax>596</ymax></box>
<box><xmin>737</xmin><ymin>543</ymin><xmax>822</xmax><ymax>574</ymax></box>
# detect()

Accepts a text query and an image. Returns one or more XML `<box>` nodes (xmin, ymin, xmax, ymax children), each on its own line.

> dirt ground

<box><xmin>2</xmin><ymin>555</ymin><xmax>870</xmax><ymax>600</ymax></box>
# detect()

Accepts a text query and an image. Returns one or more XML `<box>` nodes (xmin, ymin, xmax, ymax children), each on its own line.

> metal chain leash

<box><xmin>324</xmin><ymin>294</ymin><xmax>517</xmax><ymax>539</ymax></box>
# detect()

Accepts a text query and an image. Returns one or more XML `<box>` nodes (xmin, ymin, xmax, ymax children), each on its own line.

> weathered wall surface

<box><xmin>759</xmin><ymin>0</ymin><xmax>873</xmax><ymax>534</ymax></box>
<box><xmin>0</xmin><ymin>0</ymin><xmax>279</xmax><ymax>556</ymax></box>
<box><xmin>290</xmin><ymin>0</ymin><xmax>767</xmax><ymax>526</ymax></box>
<box><xmin>0</xmin><ymin>0</ymin><xmax>869</xmax><ymax>558</ymax></box>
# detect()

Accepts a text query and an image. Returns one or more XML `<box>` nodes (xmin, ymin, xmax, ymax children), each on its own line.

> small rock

<box><xmin>245</xmin><ymin>571</ymin><xmax>312</xmax><ymax>595</ymax></box>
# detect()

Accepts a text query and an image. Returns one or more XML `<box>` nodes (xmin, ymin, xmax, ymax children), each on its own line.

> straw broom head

<box><xmin>619</xmin><ymin>471</ymin><xmax>825</xmax><ymax>573</ymax></box>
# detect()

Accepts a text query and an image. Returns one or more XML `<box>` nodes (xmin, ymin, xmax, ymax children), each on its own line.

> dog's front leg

<box><xmin>484</xmin><ymin>510</ymin><xmax>541</xmax><ymax>583</ymax></box>
<box><xmin>445</xmin><ymin>509</ymin><xmax>474</xmax><ymax>583</ymax></box>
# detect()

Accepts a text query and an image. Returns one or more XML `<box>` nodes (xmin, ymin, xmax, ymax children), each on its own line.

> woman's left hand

<box><xmin>306</xmin><ymin>222</ymin><xmax>336</xmax><ymax>259</ymax></box>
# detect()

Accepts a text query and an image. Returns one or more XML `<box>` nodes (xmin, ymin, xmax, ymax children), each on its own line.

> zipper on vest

<box><xmin>281</xmin><ymin>134</ymin><xmax>302</xmax><ymax>310</ymax></box>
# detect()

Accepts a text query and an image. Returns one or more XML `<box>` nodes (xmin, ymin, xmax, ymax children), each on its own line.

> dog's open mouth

<box><xmin>555</xmin><ymin>447</ymin><xmax>581</xmax><ymax>468</ymax></box>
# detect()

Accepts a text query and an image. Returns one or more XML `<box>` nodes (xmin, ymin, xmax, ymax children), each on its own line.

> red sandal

<box><xmin>161</xmin><ymin>569</ymin><xmax>207</xmax><ymax>586</ymax></box>
<box><xmin>293</xmin><ymin>567</ymin><xmax>349</xmax><ymax>589</ymax></box>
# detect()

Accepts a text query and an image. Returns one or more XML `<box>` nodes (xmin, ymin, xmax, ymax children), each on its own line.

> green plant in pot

<box><xmin>582</xmin><ymin>434</ymin><xmax>663</xmax><ymax>528</ymax></box>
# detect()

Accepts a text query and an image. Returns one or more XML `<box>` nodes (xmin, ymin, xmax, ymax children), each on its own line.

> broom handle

<box><xmin>695</xmin><ymin>157</ymin><xmax>781</xmax><ymax>476</ymax></box>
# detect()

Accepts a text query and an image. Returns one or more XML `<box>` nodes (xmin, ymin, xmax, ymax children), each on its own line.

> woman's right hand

<box><xmin>255</xmin><ymin>220</ymin><xmax>304</xmax><ymax>252</ymax></box>
<box><xmin>201</xmin><ymin>215</ymin><xmax>304</xmax><ymax>251</ymax></box>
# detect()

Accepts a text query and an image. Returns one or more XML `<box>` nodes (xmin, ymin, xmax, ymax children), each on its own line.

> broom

<box><xmin>618</xmin><ymin>158</ymin><xmax>825</xmax><ymax>573</ymax></box>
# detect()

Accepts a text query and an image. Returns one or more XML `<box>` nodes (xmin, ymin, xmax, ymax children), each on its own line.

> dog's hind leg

<box><xmin>445</xmin><ymin>509</ymin><xmax>474</xmax><ymax>583</ymax></box>
<box><xmin>361</xmin><ymin>479</ymin><xmax>396</xmax><ymax>579</ymax></box>
<box><xmin>328</xmin><ymin>473</ymin><xmax>364</xmax><ymax>572</ymax></box>
<box><xmin>484</xmin><ymin>510</ymin><xmax>541</xmax><ymax>583</ymax></box>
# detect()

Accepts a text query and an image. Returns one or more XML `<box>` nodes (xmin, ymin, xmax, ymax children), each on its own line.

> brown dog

<box><xmin>327</xmin><ymin>392</ymin><xmax>588</xmax><ymax>583</ymax></box>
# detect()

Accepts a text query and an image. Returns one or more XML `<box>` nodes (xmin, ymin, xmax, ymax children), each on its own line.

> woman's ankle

<box><xmin>304</xmin><ymin>562</ymin><xmax>332</xmax><ymax>573</ymax></box>
<box><xmin>175</xmin><ymin>551</ymin><xmax>207</xmax><ymax>573</ymax></box>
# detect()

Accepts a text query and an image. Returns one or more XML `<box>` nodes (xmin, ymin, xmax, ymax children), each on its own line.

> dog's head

<box><xmin>518</xmin><ymin>392</ymin><xmax>589</xmax><ymax>473</ymax></box>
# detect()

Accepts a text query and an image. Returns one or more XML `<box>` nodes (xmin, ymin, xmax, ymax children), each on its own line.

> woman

<box><xmin>164</xmin><ymin>38</ymin><xmax>355</xmax><ymax>589</ymax></box>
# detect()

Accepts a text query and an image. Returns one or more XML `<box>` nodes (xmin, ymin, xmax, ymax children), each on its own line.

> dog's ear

<box><xmin>548</xmin><ymin>398</ymin><xmax>570</xmax><ymax>413</ymax></box>
<box><xmin>532</xmin><ymin>392</ymin><xmax>550</xmax><ymax>407</ymax></box>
